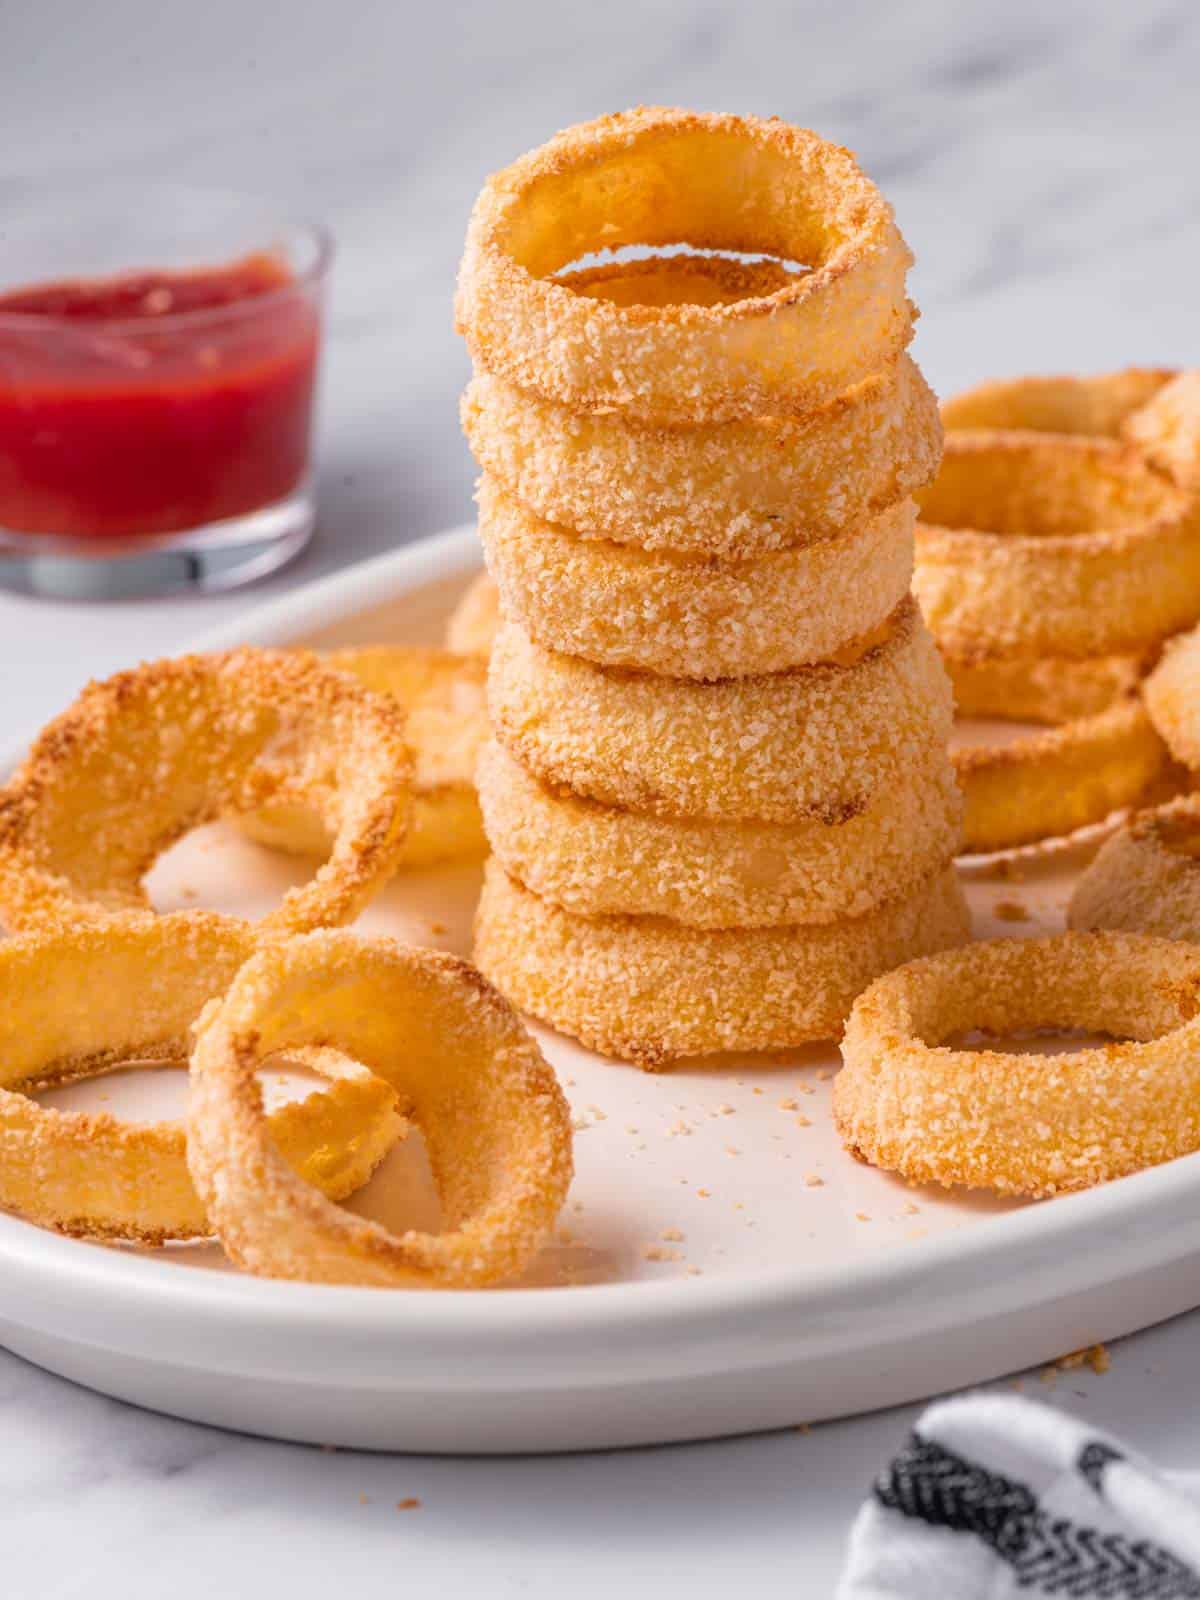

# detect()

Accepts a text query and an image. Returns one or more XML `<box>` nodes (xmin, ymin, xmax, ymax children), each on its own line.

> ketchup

<box><xmin>0</xmin><ymin>253</ymin><xmax>320</xmax><ymax>540</ymax></box>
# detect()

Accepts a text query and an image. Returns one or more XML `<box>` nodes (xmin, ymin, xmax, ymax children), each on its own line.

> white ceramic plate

<box><xmin>2</xmin><ymin>524</ymin><xmax>1199</xmax><ymax>1455</ymax></box>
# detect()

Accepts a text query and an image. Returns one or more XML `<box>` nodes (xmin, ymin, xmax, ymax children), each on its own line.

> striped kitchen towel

<box><xmin>839</xmin><ymin>1394</ymin><xmax>1200</xmax><ymax>1597</ymax></box>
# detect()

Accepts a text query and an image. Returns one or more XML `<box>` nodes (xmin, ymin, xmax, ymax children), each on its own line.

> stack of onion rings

<box><xmin>835</xmin><ymin>931</ymin><xmax>1200</xmax><ymax>1196</ymax></box>
<box><xmin>240</xmin><ymin>645</ymin><xmax>488</xmax><ymax>866</ymax></box>
<box><xmin>0</xmin><ymin>649</ymin><xmax>415</xmax><ymax>937</ymax></box>
<box><xmin>188</xmin><ymin>930</ymin><xmax>573</xmax><ymax>1286</ymax></box>
<box><xmin>0</xmin><ymin>913</ymin><xmax>403</xmax><ymax>1241</ymax></box>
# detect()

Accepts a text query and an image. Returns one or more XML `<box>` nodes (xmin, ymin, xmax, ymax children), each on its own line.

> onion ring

<box><xmin>488</xmin><ymin>598</ymin><xmax>953</xmax><ymax>824</ymax></box>
<box><xmin>239</xmin><ymin>646</ymin><xmax>488</xmax><ymax>866</ymax></box>
<box><xmin>834</xmin><ymin>931</ymin><xmax>1200</xmax><ymax>1196</ymax></box>
<box><xmin>0</xmin><ymin>650</ymin><xmax>414</xmax><ymax>938</ymax></box>
<box><xmin>914</xmin><ymin>433</ymin><xmax>1200</xmax><ymax>661</ymax></box>
<box><xmin>1144</xmin><ymin>617</ymin><xmax>1200</xmax><ymax>769</ymax></box>
<box><xmin>188</xmin><ymin>931</ymin><xmax>573</xmax><ymax>1287</ymax></box>
<box><xmin>474</xmin><ymin>859</ymin><xmax>969</xmax><ymax>1068</ymax></box>
<box><xmin>478</xmin><ymin>737</ymin><xmax>961</xmax><ymax>929</ymax></box>
<box><xmin>941</xmin><ymin>368</ymin><xmax>1175</xmax><ymax>438</ymax></box>
<box><xmin>946</xmin><ymin>648</ymin><xmax>1148</xmax><ymax>723</ymax></box>
<box><xmin>462</xmin><ymin>352</ymin><xmax>940</xmax><ymax>559</ymax></box>
<box><xmin>456</xmin><ymin>106</ymin><xmax>914</xmax><ymax>422</ymax></box>
<box><xmin>1121</xmin><ymin>371</ymin><xmax>1200</xmax><ymax>489</ymax></box>
<box><xmin>954</xmin><ymin>697</ymin><xmax>1167</xmax><ymax>855</ymax></box>
<box><xmin>477</xmin><ymin>473</ymin><xmax>916</xmax><ymax>679</ymax></box>
<box><xmin>1069</xmin><ymin>796</ymin><xmax>1200</xmax><ymax>941</ymax></box>
<box><xmin>445</xmin><ymin>570</ymin><xmax>501</xmax><ymax>657</ymax></box>
<box><xmin>0</xmin><ymin>913</ymin><xmax>402</xmax><ymax>1241</ymax></box>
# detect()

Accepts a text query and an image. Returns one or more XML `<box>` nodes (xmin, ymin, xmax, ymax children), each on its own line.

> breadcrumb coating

<box><xmin>1070</xmin><ymin>795</ymin><xmax>1200</xmax><ymax>940</ymax></box>
<box><xmin>487</xmin><ymin>598</ymin><xmax>953</xmax><ymax>824</ymax></box>
<box><xmin>835</xmin><ymin>931</ymin><xmax>1200</xmax><ymax>1196</ymax></box>
<box><xmin>474</xmin><ymin>859</ymin><xmax>969</xmax><ymax>1068</ymax></box>
<box><xmin>478</xmin><ymin>473</ymin><xmax>915</xmax><ymax>680</ymax></box>
<box><xmin>1144</xmin><ymin>619</ymin><xmax>1200</xmax><ymax>769</ymax></box>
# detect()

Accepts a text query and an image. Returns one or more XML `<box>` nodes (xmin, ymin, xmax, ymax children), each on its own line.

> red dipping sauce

<box><xmin>0</xmin><ymin>253</ymin><xmax>321</xmax><ymax>541</ymax></box>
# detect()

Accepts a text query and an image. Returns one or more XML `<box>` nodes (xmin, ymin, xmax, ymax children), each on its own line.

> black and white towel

<box><xmin>838</xmin><ymin>1395</ymin><xmax>1200</xmax><ymax>1597</ymax></box>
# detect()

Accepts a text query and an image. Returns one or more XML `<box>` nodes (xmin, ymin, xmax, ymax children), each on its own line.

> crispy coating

<box><xmin>1070</xmin><ymin>795</ymin><xmax>1200</xmax><ymax>940</ymax></box>
<box><xmin>0</xmin><ymin>650</ymin><xmax>414</xmax><ymax>939</ymax></box>
<box><xmin>478</xmin><ymin>473</ymin><xmax>915</xmax><ymax>680</ymax></box>
<box><xmin>835</xmin><ymin>931</ymin><xmax>1200</xmax><ymax>1196</ymax></box>
<box><xmin>1122</xmin><ymin>371</ymin><xmax>1200</xmax><ymax>489</ymax></box>
<box><xmin>915</xmin><ymin>433</ymin><xmax>1200</xmax><ymax>661</ymax></box>
<box><xmin>240</xmin><ymin>646</ymin><xmax>488</xmax><ymax>866</ymax></box>
<box><xmin>1144</xmin><ymin>619</ymin><xmax>1200</xmax><ymax>769</ymax></box>
<box><xmin>474</xmin><ymin>859</ymin><xmax>970</xmax><ymax>1068</ymax></box>
<box><xmin>478</xmin><ymin>738</ymin><xmax>961</xmax><ymax>929</ymax></box>
<box><xmin>456</xmin><ymin>107</ymin><xmax>914</xmax><ymax>422</ymax></box>
<box><xmin>445</xmin><ymin>570</ymin><xmax>501</xmax><ymax>657</ymax></box>
<box><xmin>188</xmin><ymin>931</ymin><xmax>573</xmax><ymax>1287</ymax></box>
<box><xmin>954</xmin><ymin>698</ymin><xmax>1168</xmax><ymax>855</ymax></box>
<box><xmin>487</xmin><ymin>599</ymin><xmax>953</xmax><ymax>824</ymax></box>
<box><xmin>0</xmin><ymin>914</ymin><xmax>402</xmax><ymax>1241</ymax></box>
<box><xmin>462</xmin><ymin>352</ymin><xmax>940</xmax><ymax>558</ymax></box>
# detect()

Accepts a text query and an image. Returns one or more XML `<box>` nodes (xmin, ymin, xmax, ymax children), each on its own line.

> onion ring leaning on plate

<box><xmin>463</xmin><ymin>351</ymin><xmax>940</xmax><ymax>559</ymax></box>
<box><xmin>477</xmin><ymin>473</ymin><xmax>916</xmax><ymax>679</ymax></box>
<box><xmin>478</xmin><ymin>738</ymin><xmax>962</xmax><ymax>929</ymax></box>
<box><xmin>1069</xmin><ymin>796</ymin><xmax>1200</xmax><ymax>941</ymax></box>
<box><xmin>1143</xmin><ymin>619</ymin><xmax>1200</xmax><ymax>770</ymax></box>
<box><xmin>835</xmin><ymin>931</ymin><xmax>1200</xmax><ymax>1196</ymax></box>
<box><xmin>0</xmin><ymin>913</ymin><xmax>402</xmax><ymax>1241</ymax></box>
<box><xmin>914</xmin><ymin>433</ymin><xmax>1200</xmax><ymax>661</ymax></box>
<box><xmin>239</xmin><ymin>646</ymin><xmax>488</xmax><ymax>865</ymax></box>
<box><xmin>487</xmin><ymin>598</ymin><xmax>953</xmax><ymax>824</ymax></box>
<box><xmin>456</xmin><ymin>106</ymin><xmax>914</xmax><ymax>422</ymax></box>
<box><xmin>474</xmin><ymin>859</ymin><xmax>969</xmax><ymax>1068</ymax></box>
<box><xmin>188</xmin><ymin>932</ymin><xmax>573</xmax><ymax>1287</ymax></box>
<box><xmin>0</xmin><ymin>650</ymin><xmax>413</xmax><ymax>938</ymax></box>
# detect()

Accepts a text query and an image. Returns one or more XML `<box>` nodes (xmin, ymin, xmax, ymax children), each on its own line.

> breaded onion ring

<box><xmin>914</xmin><ymin>434</ymin><xmax>1200</xmax><ymax>661</ymax></box>
<box><xmin>462</xmin><ymin>353</ymin><xmax>940</xmax><ymax>559</ymax></box>
<box><xmin>487</xmin><ymin>599</ymin><xmax>953</xmax><ymax>824</ymax></box>
<box><xmin>445</xmin><ymin>570</ymin><xmax>500</xmax><ymax>657</ymax></box>
<box><xmin>954</xmin><ymin>698</ymin><xmax>1167</xmax><ymax>855</ymax></box>
<box><xmin>240</xmin><ymin>646</ymin><xmax>487</xmax><ymax>866</ymax></box>
<box><xmin>1070</xmin><ymin>795</ymin><xmax>1200</xmax><ymax>940</ymax></box>
<box><xmin>1144</xmin><ymin>618</ymin><xmax>1200</xmax><ymax>769</ymax></box>
<box><xmin>188</xmin><ymin>931</ymin><xmax>573</xmax><ymax>1287</ymax></box>
<box><xmin>0</xmin><ymin>913</ymin><xmax>402</xmax><ymax>1242</ymax></box>
<box><xmin>1122</xmin><ymin>371</ymin><xmax>1200</xmax><ymax>489</ymax></box>
<box><xmin>0</xmin><ymin>650</ymin><xmax>414</xmax><ymax>938</ymax></box>
<box><xmin>478</xmin><ymin>474</ymin><xmax>915</xmax><ymax>680</ymax></box>
<box><xmin>946</xmin><ymin>648</ymin><xmax>1147</xmax><ymax>723</ymax></box>
<box><xmin>478</xmin><ymin>738</ymin><xmax>961</xmax><ymax>929</ymax></box>
<box><xmin>456</xmin><ymin>107</ymin><xmax>913</xmax><ymax>422</ymax></box>
<box><xmin>835</xmin><ymin>931</ymin><xmax>1200</xmax><ymax>1196</ymax></box>
<box><xmin>941</xmin><ymin>368</ymin><xmax>1174</xmax><ymax>438</ymax></box>
<box><xmin>474</xmin><ymin>859</ymin><xmax>969</xmax><ymax>1068</ymax></box>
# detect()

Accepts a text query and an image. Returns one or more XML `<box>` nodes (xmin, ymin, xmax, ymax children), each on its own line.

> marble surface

<box><xmin>2</xmin><ymin>0</ymin><xmax>1200</xmax><ymax>1591</ymax></box>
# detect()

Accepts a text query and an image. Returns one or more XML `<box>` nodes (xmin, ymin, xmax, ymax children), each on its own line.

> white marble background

<box><xmin>1</xmin><ymin>0</ymin><xmax>1199</xmax><ymax>1592</ymax></box>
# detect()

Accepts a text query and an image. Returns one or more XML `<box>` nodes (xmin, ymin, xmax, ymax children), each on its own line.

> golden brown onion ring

<box><xmin>456</xmin><ymin>107</ymin><xmax>913</xmax><ymax>422</ymax></box>
<box><xmin>1122</xmin><ymin>371</ymin><xmax>1200</xmax><ymax>489</ymax></box>
<box><xmin>188</xmin><ymin>931</ymin><xmax>573</xmax><ymax>1287</ymax></box>
<box><xmin>0</xmin><ymin>913</ymin><xmax>402</xmax><ymax>1241</ymax></box>
<box><xmin>462</xmin><ymin>353</ymin><xmax>940</xmax><ymax>559</ymax></box>
<box><xmin>478</xmin><ymin>474</ymin><xmax>915</xmax><ymax>680</ymax></box>
<box><xmin>1069</xmin><ymin>796</ymin><xmax>1200</xmax><ymax>940</ymax></box>
<box><xmin>445</xmin><ymin>570</ymin><xmax>501</xmax><ymax>657</ymax></box>
<box><xmin>946</xmin><ymin>648</ymin><xmax>1148</xmax><ymax>723</ymax></box>
<box><xmin>240</xmin><ymin>646</ymin><xmax>488</xmax><ymax>866</ymax></box>
<box><xmin>954</xmin><ymin>698</ymin><xmax>1167</xmax><ymax>855</ymax></box>
<box><xmin>0</xmin><ymin>650</ymin><xmax>414</xmax><ymax>938</ymax></box>
<box><xmin>474</xmin><ymin>859</ymin><xmax>969</xmax><ymax>1068</ymax></box>
<box><xmin>915</xmin><ymin>433</ymin><xmax>1200</xmax><ymax>660</ymax></box>
<box><xmin>835</xmin><ymin>931</ymin><xmax>1200</xmax><ymax>1196</ymax></box>
<box><xmin>478</xmin><ymin>738</ymin><xmax>961</xmax><ymax>929</ymax></box>
<box><xmin>941</xmin><ymin>368</ymin><xmax>1175</xmax><ymax>437</ymax></box>
<box><xmin>1144</xmin><ymin>617</ymin><xmax>1200</xmax><ymax>770</ymax></box>
<box><xmin>488</xmin><ymin>598</ymin><xmax>953</xmax><ymax>824</ymax></box>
